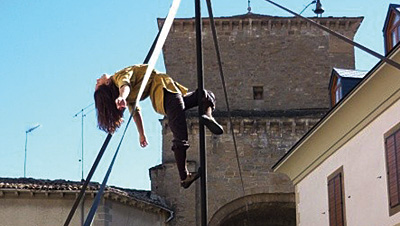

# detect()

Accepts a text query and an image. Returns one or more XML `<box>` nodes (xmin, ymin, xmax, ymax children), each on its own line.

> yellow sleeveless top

<box><xmin>111</xmin><ymin>64</ymin><xmax>188</xmax><ymax>115</ymax></box>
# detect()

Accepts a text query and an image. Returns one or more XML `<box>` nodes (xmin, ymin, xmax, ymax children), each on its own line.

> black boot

<box><xmin>201</xmin><ymin>91</ymin><xmax>224</xmax><ymax>135</ymax></box>
<box><xmin>181</xmin><ymin>172</ymin><xmax>200</xmax><ymax>189</ymax></box>
<box><xmin>201</xmin><ymin>107</ymin><xmax>224</xmax><ymax>135</ymax></box>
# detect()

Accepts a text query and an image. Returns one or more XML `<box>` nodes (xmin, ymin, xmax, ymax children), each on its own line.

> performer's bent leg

<box><xmin>183</xmin><ymin>89</ymin><xmax>215</xmax><ymax>111</ymax></box>
<box><xmin>184</xmin><ymin>89</ymin><xmax>223</xmax><ymax>135</ymax></box>
<box><xmin>164</xmin><ymin>90</ymin><xmax>189</xmax><ymax>181</ymax></box>
<box><xmin>172</xmin><ymin>141</ymin><xmax>189</xmax><ymax>180</ymax></box>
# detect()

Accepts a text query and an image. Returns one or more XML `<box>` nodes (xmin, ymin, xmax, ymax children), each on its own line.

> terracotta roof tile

<box><xmin>0</xmin><ymin>177</ymin><xmax>171</xmax><ymax>211</ymax></box>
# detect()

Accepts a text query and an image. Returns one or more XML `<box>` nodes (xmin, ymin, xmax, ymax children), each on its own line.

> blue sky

<box><xmin>0</xmin><ymin>0</ymin><xmax>398</xmax><ymax>190</ymax></box>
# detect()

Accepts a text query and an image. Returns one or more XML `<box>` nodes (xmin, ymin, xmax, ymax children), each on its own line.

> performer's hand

<box><xmin>115</xmin><ymin>97</ymin><xmax>127</xmax><ymax>110</ymax></box>
<box><xmin>140</xmin><ymin>135</ymin><xmax>148</xmax><ymax>148</ymax></box>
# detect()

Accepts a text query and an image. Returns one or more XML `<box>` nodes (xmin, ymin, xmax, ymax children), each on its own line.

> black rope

<box><xmin>81</xmin><ymin>0</ymin><xmax>182</xmax><ymax>224</ymax></box>
<box><xmin>205</xmin><ymin>1</ymin><xmax>250</xmax><ymax>224</ymax></box>
<box><xmin>63</xmin><ymin>4</ymin><xmax>173</xmax><ymax>226</ymax></box>
<box><xmin>83</xmin><ymin>115</ymin><xmax>133</xmax><ymax>226</ymax></box>
<box><xmin>205</xmin><ymin>0</ymin><xmax>247</xmax><ymax>200</ymax></box>
<box><xmin>265</xmin><ymin>0</ymin><xmax>400</xmax><ymax>71</ymax></box>
<box><xmin>63</xmin><ymin>134</ymin><xmax>112</xmax><ymax>226</ymax></box>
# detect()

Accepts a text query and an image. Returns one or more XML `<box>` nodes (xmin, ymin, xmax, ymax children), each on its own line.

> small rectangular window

<box><xmin>397</xmin><ymin>27</ymin><xmax>400</xmax><ymax>45</ymax></box>
<box><xmin>335</xmin><ymin>85</ymin><xmax>342</xmax><ymax>104</ymax></box>
<box><xmin>253</xmin><ymin>86</ymin><xmax>263</xmax><ymax>100</ymax></box>
<box><xmin>328</xmin><ymin>167</ymin><xmax>346</xmax><ymax>226</ymax></box>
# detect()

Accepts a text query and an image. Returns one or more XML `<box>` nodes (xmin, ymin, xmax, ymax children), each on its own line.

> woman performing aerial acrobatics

<box><xmin>94</xmin><ymin>64</ymin><xmax>223</xmax><ymax>188</ymax></box>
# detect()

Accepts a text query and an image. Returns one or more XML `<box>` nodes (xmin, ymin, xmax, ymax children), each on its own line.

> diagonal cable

<box><xmin>83</xmin><ymin>115</ymin><xmax>132</xmax><ymax>226</ymax></box>
<box><xmin>265</xmin><ymin>0</ymin><xmax>400</xmax><ymax>71</ymax></box>
<box><xmin>64</xmin><ymin>134</ymin><xmax>112</xmax><ymax>226</ymax></box>
<box><xmin>82</xmin><ymin>0</ymin><xmax>182</xmax><ymax>225</ymax></box>
<box><xmin>205</xmin><ymin>0</ymin><xmax>246</xmax><ymax>199</ymax></box>
<box><xmin>64</xmin><ymin>1</ymin><xmax>180</xmax><ymax>225</ymax></box>
<box><xmin>64</xmin><ymin>22</ymin><xmax>159</xmax><ymax>226</ymax></box>
<box><xmin>134</xmin><ymin>0</ymin><xmax>181</xmax><ymax>105</ymax></box>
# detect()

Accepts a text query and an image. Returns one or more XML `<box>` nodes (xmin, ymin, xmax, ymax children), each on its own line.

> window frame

<box><xmin>386</xmin><ymin>12</ymin><xmax>400</xmax><ymax>52</ymax></box>
<box><xmin>330</xmin><ymin>76</ymin><xmax>342</xmax><ymax>106</ymax></box>
<box><xmin>327</xmin><ymin>166</ymin><xmax>346</xmax><ymax>226</ymax></box>
<box><xmin>335</xmin><ymin>82</ymin><xmax>342</xmax><ymax>104</ymax></box>
<box><xmin>384</xmin><ymin>123</ymin><xmax>400</xmax><ymax>216</ymax></box>
<box><xmin>252</xmin><ymin>86</ymin><xmax>264</xmax><ymax>100</ymax></box>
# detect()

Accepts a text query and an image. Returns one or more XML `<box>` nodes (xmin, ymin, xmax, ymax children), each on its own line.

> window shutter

<box><xmin>328</xmin><ymin>173</ymin><xmax>345</xmax><ymax>226</ymax></box>
<box><xmin>335</xmin><ymin>175</ymin><xmax>344</xmax><ymax>226</ymax></box>
<box><xmin>387</xmin><ymin>134</ymin><xmax>400</xmax><ymax>207</ymax></box>
<box><xmin>328</xmin><ymin>180</ymin><xmax>336</xmax><ymax>225</ymax></box>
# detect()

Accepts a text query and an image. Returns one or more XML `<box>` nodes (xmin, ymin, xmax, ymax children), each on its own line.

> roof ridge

<box><xmin>0</xmin><ymin>177</ymin><xmax>172</xmax><ymax>212</ymax></box>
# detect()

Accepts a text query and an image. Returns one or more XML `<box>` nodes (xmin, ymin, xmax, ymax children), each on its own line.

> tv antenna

<box><xmin>73</xmin><ymin>103</ymin><xmax>94</xmax><ymax>226</ymax></box>
<box><xmin>73</xmin><ymin>103</ymin><xmax>94</xmax><ymax>180</ymax></box>
<box><xmin>24</xmin><ymin>124</ymin><xmax>41</xmax><ymax>177</ymax></box>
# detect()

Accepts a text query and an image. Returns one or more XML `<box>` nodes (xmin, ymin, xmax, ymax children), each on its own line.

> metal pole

<box><xmin>81</xmin><ymin>113</ymin><xmax>84</xmax><ymax>179</ymax></box>
<box><xmin>73</xmin><ymin>104</ymin><xmax>94</xmax><ymax>179</ymax></box>
<box><xmin>81</xmin><ymin>195</ymin><xmax>85</xmax><ymax>226</ymax></box>
<box><xmin>24</xmin><ymin>132</ymin><xmax>28</xmax><ymax>177</ymax></box>
<box><xmin>195</xmin><ymin>0</ymin><xmax>207</xmax><ymax>225</ymax></box>
<box><xmin>73</xmin><ymin>106</ymin><xmax>90</xmax><ymax>226</ymax></box>
<box><xmin>24</xmin><ymin>125</ymin><xmax>40</xmax><ymax>178</ymax></box>
<box><xmin>81</xmin><ymin>112</ymin><xmax>85</xmax><ymax>226</ymax></box>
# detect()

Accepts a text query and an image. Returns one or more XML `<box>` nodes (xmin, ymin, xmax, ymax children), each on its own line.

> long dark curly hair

<box><xmin>94</xmin><ymin>82</ymin><xmax>124</xmax><ymax>134</ymax></box>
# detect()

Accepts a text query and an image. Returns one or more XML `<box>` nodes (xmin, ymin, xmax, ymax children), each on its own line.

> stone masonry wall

<box><xmin>151</xmin><ymin>114</ymin><xmax>323</xmax><ymax>225</ymax></box>
<box><xmin>159</xmin><ymin>14</ymin><xmax>363</xmax><ymax>111</ymax></box>
<box><xmin>150</xmin><ymin>14</ymin><xmax>362</xmax><ymax>226</ymax></box>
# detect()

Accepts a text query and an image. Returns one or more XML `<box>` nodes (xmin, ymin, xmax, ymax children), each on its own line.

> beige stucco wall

<box><xmin>108</xmin><ymin>200</ymin><xmax>167</xmax><ymax>226</ymax></box>
<box><xmin>0</xmin><ymin>192</ymin><xmax>167</xmax><ymax>226</ymax></box>
<box><xmin>296</xmin><ymin>98</ymin><xmax>400</xmax><ymax>226</ymax></box>
<box><xmin>0</xmin><ymin>193</ymin><xmax>88</xmax><ymax>226</ymax></box>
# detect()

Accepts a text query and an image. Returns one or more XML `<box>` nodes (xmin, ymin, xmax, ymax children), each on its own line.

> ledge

<box><xmin>184</xmin><ymin>109</ymin><xmax>328</xmax><ymax>118</ymax></box>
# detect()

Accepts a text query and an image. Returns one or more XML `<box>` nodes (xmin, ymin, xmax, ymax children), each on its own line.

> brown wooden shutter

<box><xmin>386</xmin><ymin>133</ymin><xmax>400</xmax><ymax>207</ymax></box>
<box><xmin>328</xmin><ymin>180</ymin><xmax>336</xmax><ymax>225</ymax></box>
<box><xmin>328</xmin><ymin>173</ymin><xmax>344</xmax><ymax>226</ymax></box>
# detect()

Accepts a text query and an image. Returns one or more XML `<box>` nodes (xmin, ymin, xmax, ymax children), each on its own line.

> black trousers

<box><xmin>163</xmin><ymin>89</ymin><xmax>215</xmax><ymax>180</ymax></box>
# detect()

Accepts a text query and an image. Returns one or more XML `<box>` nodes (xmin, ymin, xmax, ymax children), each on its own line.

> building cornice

<box><xmin>158</xmin><ymin>14</ymin><xmax>363</xmax><ymax>34</ymax></box>
<box><xmin>272</xmin><ymin>44</ymin><xmax>400</xmax><ymax>185</ymax></box>
<box><xmin>0</xmin><ymin>178</ymin><xmax>173</xmax><ymax>220</ymax></box>
<box><xmin>186</xmin><ymin>109</ymin><xmax>328</xmax><ymax>118</ymax></box>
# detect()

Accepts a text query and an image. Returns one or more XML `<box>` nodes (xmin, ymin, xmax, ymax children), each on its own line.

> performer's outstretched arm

<box><xmin>133</xmin><ymin>111</ymin><xmax>148</xmax><ymax>148</ymax></box>
<box><xmin>115</xmin><ymin>85</ymin><xmax>130</xmax><ymax>110</ymax></box>
<box><xmin>115</xmin><ymin>84</ymin><xmax>148</xmax><ymax>147</ymax></box>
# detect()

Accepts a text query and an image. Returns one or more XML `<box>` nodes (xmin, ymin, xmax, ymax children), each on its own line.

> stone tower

<box><xmin>150</xmin><ymin>13</ymin><xmax>363</xmax><ymax>226</ymax></box>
